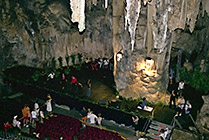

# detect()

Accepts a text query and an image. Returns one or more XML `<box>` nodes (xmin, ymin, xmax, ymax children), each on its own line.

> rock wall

<box><xmin>0</xmin><ymin>0</ymin><xmax>113</xmax><ymax>69</ymax></box>
<box><xmin>112</xmin><ymin>0</ymin><xmax>209</xmax><ymax>103</ymax></box>
<box><xmin>196</xmin><ymin>95</ymin><xmax>209</xmax><ymax>135</ymax></box>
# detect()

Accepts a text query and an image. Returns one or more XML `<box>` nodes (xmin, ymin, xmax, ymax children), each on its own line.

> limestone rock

<box><xmin>196</xmin><ymin>95</ymin><xmax>209</xmax><ymax>134</ymax></box>
<box><xmin>171</xmin><ymin>128</ymin><xmax>200</xmax><ymax>140</ymax></box>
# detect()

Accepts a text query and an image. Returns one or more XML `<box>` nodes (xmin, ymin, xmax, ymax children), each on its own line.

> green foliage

<box><xmin>77</xmin><ymin>53</ymin><xmax>83</xmax><ymax>64</ymax></box>
<box><xmin>51</xmin><ymin>57</ymin><xmax>56</xmax><ymax>69</ymax></box>
<box><xmin>179</xmin><ymin>67</ymin><xmax>209</xmax><ymax>93</ymax></box>
<box><xmin>64</xmin><ymin>68</ymin><xmax>71</xmax><ymax>75</ymax></box>
<box><xmin>44</xmin><ymin>68</ymin><xmax>51</xmax><ymax>75</ymax></box>
<box><xmin>65</xmin><ymin>55</ymin><xmax>70</xmax><ymax>66</ymax></box>
<box><xmin>58</xmin><ymin>56</ymin><xmax>63</xmax><ymax>68</ymax></box>
<box><xmin>73</xmin><ymin>64</ymin><xmax>82</xmax><ymax>71</ymax></box>
<box><xmin>32</xmin><ymin>70</ymin><xmax>40</xmax><ymax>81</ymax></box>
<box><xmin>55</xmin><ymin>70</ymin><xmax>60</xmax><ymax>78</ymax></box>
<box><xmin>70</xmin><ymin>54</ymin><xmax>76</xmax><ymax>65</ymax></box>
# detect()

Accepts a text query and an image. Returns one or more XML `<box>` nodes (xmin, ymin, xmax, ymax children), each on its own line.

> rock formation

<box><xmin>0</xmin><ymin>0</ymin><xmax>113</xmax><ymax>69</ymax></box>
<box><xmin>0</xmin><ymin>0</ymin><xmax>209</xmax><ymax>134</ymax></box>
<box><xmin>113</xmin><ymin>0</ymin><xmax>209</xmax><ymax>103</ymax></box>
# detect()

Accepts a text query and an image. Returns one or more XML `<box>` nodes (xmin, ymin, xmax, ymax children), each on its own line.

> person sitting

<box><xmin>185</xmin><ymin>100</ymin><xmax>192</xmax><ymax>115</ymax></box>
<box><xmin>138</xmin><ymin>98</ymin><xmax>147</xmax><ymax>110</ymax></box>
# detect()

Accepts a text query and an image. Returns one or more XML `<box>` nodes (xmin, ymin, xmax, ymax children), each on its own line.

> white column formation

<box><xmin>125</xmin><ymin>0</ymin><xmax>141</xmax><ymax>51</ymax></box>
<box><xmin>152</xmin><ymin>0</ymin><xmax>171</xmax><ymax>53</ymax></box>
<box><xmin>105</xmin><ymin>0</ymin><xmax>108</xmax><ymax>9</ymax></box>
<box><xmin>70</xmin><ymin>0</ymin><xmax>85</xmax><ymax>32</ymax></box>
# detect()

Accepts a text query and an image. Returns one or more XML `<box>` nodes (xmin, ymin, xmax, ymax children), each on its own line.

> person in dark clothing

<box><xmin>80</xmin><ymin>107</ymin><xmax>88</xmax><ymax>122</ymax></box>
<box><xmin>86</xmin><ymin>79</ymin><xmax>91</xmax><ymax>97</ymax></box>
<box><xmin>138</xmin><ymin>98</ymin><xmax>147</xmax><ymax>110</ymax></box>
<box><xmin>169</xmin><ymin>90</ymin><xmax>177</xmax><ymax>108</ymax></box>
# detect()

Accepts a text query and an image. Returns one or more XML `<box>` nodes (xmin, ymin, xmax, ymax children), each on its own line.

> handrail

<box><xmin>0</xmin><ymin>130</ymin><xmax>36</xmax><ymax>140</ymax></box>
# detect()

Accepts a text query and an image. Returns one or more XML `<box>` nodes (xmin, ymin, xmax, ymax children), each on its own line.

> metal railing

<box><xmin>0</xmin><ymin>130</ymin><xmax>36</xmax><ymax>140</ymax></box>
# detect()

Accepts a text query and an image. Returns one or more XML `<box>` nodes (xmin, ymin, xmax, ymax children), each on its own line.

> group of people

<box><xmin>168</xmin><ymin>78</ymin><xmax>192</xmax><ymax>117</ymax></box>
<box><xmin>4</xmin><ymin>94</ymin><xmax>53</xmax><ymax>133</ymax></box>
<box><xmin>80</xmin><ymin>107</ymin><xmax>103</xmax><ymax>127</ymax></box>
<box><xmin>84</xmin><ymin>57</ymin><xmax>114</xmax><ymax>71</ymax></box>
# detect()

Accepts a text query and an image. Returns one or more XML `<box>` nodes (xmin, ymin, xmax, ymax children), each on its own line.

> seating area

<box><xmin>35</xmin><ymin>114</ymin><xmax>82</xmax><ymax>140</ymax></box>
<box><xmin>34</xmin><ymin>113</ymin><xmax>125</xmax><ymax>140</ymax></box>
<box><xmin>77</xmin><ymin>126</ymin><xmax>125</xmax><ymax>140</ymax></box>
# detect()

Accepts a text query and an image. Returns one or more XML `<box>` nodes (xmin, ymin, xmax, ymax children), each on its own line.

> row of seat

<box><xmin>35</xmin><ymin>114</ymin><xmax>82</xmax><ymax>140</ymax></box>
<box><xmin>76</xmin><ymin>126</ymin><xmax>125</xmax><ymax>140</ymax></box>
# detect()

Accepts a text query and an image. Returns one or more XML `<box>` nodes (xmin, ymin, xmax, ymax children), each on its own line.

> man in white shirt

<box><xmin>87</xmin><ymin>111</ymin><xmax>98</xmax><ymax>125</ymax></box>
<box><xmin>178</xmin><ymin>80</ymin><xmax>184</xmax><ymax>96</ymax></box>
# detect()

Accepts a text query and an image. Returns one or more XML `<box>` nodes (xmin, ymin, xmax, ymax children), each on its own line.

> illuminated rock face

<box><xmin>113</xmin><ymin>0</ymin><xmax>208</xmax><ymax>102</ymax></box>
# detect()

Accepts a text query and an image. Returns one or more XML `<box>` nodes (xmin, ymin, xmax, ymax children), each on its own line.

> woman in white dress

<box><xmin>46</xmin><ymin>94</ymin><xmax>52</xmax><ymax>117</ymax></box>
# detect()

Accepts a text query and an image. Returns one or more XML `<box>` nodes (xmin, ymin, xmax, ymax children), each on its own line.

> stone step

<box><xmin>145</xmin><ymin>133</ymin><xmax>160</xmax><ymax>140</ymax></box>
<box><xmin>147</xmin><ymin>129</ymin><xmax>161</xmax><ymax>135</ymax></box>
<box><xmin>151</xmin><ymin>121</ymin><xmax>173</xmax><ymax>129</ymax></box>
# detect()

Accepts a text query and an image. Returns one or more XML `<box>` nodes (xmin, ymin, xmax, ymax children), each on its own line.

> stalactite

<box><xmin>105</xmin><ymin>0</ymin><xmax>108</xmax><ymax>9</ymax></box>
<box><xmin>92</xmin><ymin>0</ymin><xmax>97</xmax><ymax>6</ymax></box>
<box><xmin>202</xmin><ymin>0</ymin><xmax>209</xmax><ymax>16</ymax></box>
<box><xmin>125</xmin><ymin>0</ymin><xmax>141</xmax><ymax>51</ymax></box>
<box><xmin>152</xmin><ymin>0</ymin><xmax>172</xmax><ymax>53</ymax></box>
<box><xmin>70</xmin><ymin>0</ymin><xmax>85</xmax><ymax>32</ymax></box>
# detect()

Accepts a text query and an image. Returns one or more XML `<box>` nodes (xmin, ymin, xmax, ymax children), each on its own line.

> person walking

<box><xmin>46</xmin><ymin>94</ymin><xmax>52</xmax><ymax>118</ymax></box>
<box><xmin>169</xmin><ymin>90</ymin><xmax>177</xmax><ymax>108</ymax></box>
<box><xmin>86</xmin><ymin>79</ymin><xmax>91</xmax><ymax>97</ymax></box>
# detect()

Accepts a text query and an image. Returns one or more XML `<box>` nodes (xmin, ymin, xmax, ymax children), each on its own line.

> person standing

<box><xmin>71</xmin><ymin>76</ymin><xmax>77</xmax><ymax>92</ymax></box>
<box><xmin>22</xmin><ymin>104</ymin><xmax>30</xmax><ymax>127</ymax></box>
<box><xmin>46</xmin><ymin>94</ymin><xmax>52</xmax><ymax>118</ymax></box>
<box><xmin>87</xmin><ymin>111</ymin><xmax>98</xmax><ymax>125</ymax></box>
<box><xmin>96</xmin><ymin>113</ymin><xmax>103</xmax><ymax>127</ymax></box>
<box><xmin>86</xmin><ymin>79</ymin><xmax>91</xmax><ymax>97</ymax></box>
<box><xmin>34</xmin><ymin>100</ymin><xmax>39</xmax><ymax>119</ymax></box>
<box><xmin>31</xmin><ymin>109</ymin><xmax>37</xmax><ymax>127</ymax></box>
<box><xmin>80</xmin><ymin>107</ymin><xmax>88</xmax><ymax>122</ymax></box>
<box><xmin>178</xmin><ymin>80</ymin><xmax>185</xmax><ymax>96</ymax></box>
<box><xmin>169</xmin><ymin>90</ymin><xmax>177</xmax><ymax>108</ymax></box>
<box><xmin>132</xmin><ymin>115</ymin><xmax>139</xmax><ymax>136</ymax></box>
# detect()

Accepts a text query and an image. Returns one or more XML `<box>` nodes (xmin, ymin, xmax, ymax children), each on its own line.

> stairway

<box><xmin>145</xmin><ymin>120</ymin><xmax>173</xmax><ymax>140</ymax></box>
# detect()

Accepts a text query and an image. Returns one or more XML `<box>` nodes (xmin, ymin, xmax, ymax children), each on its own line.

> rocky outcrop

<box><xmin>112</xmin><ymin>0</ymin><xmax>209</xmax><ymax>102</ymax></box>
<box><xmin>0</xmin><ymin>0</ymin><xmax>113</xmax><ymax>69</ymax></box>
<box><xmin>196</xmin><ymin>95</ymin><xmax>209</xmax><ymax>134</ymax></box>
<box><xmin>0</xmin><ymin>0</ymin><xmax>208</xmax><ymax>102</ymax></box>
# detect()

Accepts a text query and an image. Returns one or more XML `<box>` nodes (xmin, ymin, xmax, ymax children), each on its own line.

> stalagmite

<box><xmin>125</xmin><ymin>0</ymin><xmax>141</xmax><ymax>51</ymax></box>
<box><xmin>70</xmin><ymin>0</ymin><xmax>85</xmax><ymax>32</ymax></box>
